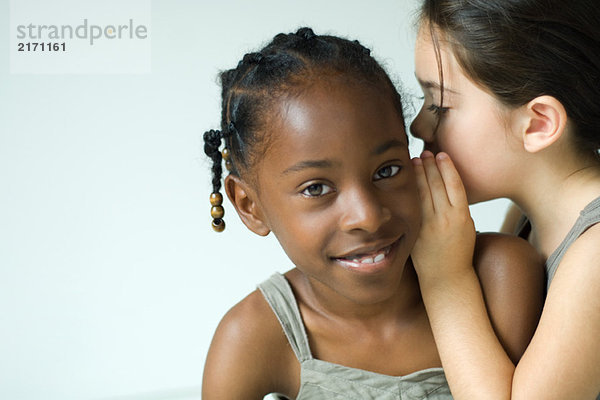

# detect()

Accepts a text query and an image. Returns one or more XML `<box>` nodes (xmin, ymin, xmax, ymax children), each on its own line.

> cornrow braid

<box><xmin>203</xmin><ymin>129</ymin><xmax>226</xmax><ymax>232</ymax></box>
<box><xmin>203</xmin><ymin>129</ymin><xmax>223</xmax><ymax>192</ymax></box>
<box><xmin>295</xmin><ymin>27</ymin><xmax>316</xmax><ymax>41</ymax></box>
<box><xmin>203</xmin><ymin>27</ymin><xmax>405</xmax><ymax>232</ymax></box>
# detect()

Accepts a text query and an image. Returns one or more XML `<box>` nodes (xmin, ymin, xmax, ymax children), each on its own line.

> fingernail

<box><xmin>421</xmin><ymin>150</ymin><xmax>434</xmax><ymax>158</ymax></box>
<box><xmin>411</xmin><ymin>157</ymin><xmax>423</xmax><ymax>165</ymax></box>
<box><xmin>436</xmin><ymin>152</ymin><xmax>448</xmax><ymax>160</ymax></box>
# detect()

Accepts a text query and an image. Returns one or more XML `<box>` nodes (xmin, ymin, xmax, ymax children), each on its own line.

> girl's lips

<box><xmin>334</xmin><ymin>238</ymin><xmax>401</xmax><ymax>273</ymax></box>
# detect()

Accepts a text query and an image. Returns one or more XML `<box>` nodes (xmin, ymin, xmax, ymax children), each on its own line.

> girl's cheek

<box><xmin>395</xmin><ymin>186</ymin><xmax>421</xmax><ymax>215</ymax></box>
<box><xmin>435</xmin><ymin>121</ymin><xmax>453</xmax><ymax>147</ymax></box>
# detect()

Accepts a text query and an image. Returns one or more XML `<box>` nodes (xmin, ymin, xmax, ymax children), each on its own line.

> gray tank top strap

<box><xmin>257</xmin><ymin>273</ymin><xmax>312</xmax><ymax>362</ymax></box>
<box><xmin>546</xmin><ymin>196</ymin><xmax>600</xmax><ymax>290</ymax></box>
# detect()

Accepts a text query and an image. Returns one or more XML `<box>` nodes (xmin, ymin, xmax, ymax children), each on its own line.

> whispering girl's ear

<box><xmin>224</xmin><ymin>174</ymin><xmax>271</xmax><ymax>236</ymax></box>
<box><xmin>521</xmin><ymin>95</ymin><xmax>568</xmax><ymax>153</ymax></box>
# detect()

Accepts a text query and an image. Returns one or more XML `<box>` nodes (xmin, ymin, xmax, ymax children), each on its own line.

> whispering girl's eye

<box><xmin>374</xmin><ymin>165</ymin><xmax>401</xmax><ymax>181</ymax></box>
<box><xmin>301</xmin><ymin>183</ymin><xmax>333</xmax><ymax>197</ymax></box>
<box><xmin>427</xmin><ymin>103</ymin><xmax>450</xmax><ymax>115</ymax></box>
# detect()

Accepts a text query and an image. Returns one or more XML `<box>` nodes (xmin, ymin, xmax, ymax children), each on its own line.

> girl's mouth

<box><xmin>333</xmin><ymin>239</ymin><xmax>400</xmax><ymax>272</ymax></box>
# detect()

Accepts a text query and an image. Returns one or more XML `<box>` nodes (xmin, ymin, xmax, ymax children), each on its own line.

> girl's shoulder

<box><xmin>552</xmin><ymin>222</ymin><xmax>600</xmax><ymax>290</ymax></box>
<box><xmin>472</xmin><ymin>232</ymin><xmax>545</xmax><ymax>363</ymax></box>
<box><xmin>474</xmin><ymin>231</ymin><xmax>542</xmax><ymax>266</ymax></box>
<box><xmin>202</xmin><ymin>287</ymin><xmax>300</xmax><ymax>399</ymax></box>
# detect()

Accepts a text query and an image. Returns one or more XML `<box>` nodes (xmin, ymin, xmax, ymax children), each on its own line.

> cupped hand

<box><xmin>410</xmin><ymin>151</ymin><xmax>476</xmax><ymax>283</ymax></box>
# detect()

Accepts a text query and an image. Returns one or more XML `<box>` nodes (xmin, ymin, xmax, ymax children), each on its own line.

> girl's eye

<box><xmin>427</xmin><ymin>103</ymin><xmax>450</xmax><ymax>115</ymax></box>
<box><xmin>301</xmin><ymin>183</ymin><xmax>333</xmax><ymax>197</ymax></box>
<box><xmin>374</xmin><ymin>165</ymin><xmax>401</xmax><ymax>181</ymax></box>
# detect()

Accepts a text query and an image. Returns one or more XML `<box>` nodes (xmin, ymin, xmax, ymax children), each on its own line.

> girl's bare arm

<box><xmin>411</xmin><ymin>152</ymin><xmax>600</xmax><ymax>399</ymax></box>
<box><xmin>202</xmin><ymin>290</ymin><xmax>298</xmax><ymax>399</ymax></box>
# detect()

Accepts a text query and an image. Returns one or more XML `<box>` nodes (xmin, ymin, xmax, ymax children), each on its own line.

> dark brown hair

<box><xmin>420</xmin><ymin>0</ymin><xmax>600</xmax><ymax>156</ymax></box>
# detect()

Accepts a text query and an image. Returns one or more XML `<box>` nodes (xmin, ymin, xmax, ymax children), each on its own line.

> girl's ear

<box><xmin>224</xmin><ymin>174</ymin><xmax>271</xmax><ymax>236</ymax></box>
<box><xmin>521</xmin><ymin>95</ymin><xmax>568</xmax><ymax>153</ymax></box>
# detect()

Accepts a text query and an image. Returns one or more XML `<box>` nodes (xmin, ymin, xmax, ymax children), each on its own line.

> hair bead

<box><xmin>212</xmin><ymin>218</ymin><xmax>225</xmax><ymax>232</ymax></box>
<box><xmin>211</xmin><ymin>205</ymin><xmax>225</xmax><ymax>219</ymax></box>
<box><xmin>221</xmin><ymin>147</ymin><xmax>230</xmax><ymax>160</ymax></box>
<box><xmin>209</xmin><ymin>193</ymin><xmax>225</xmax><ymax>231</ymax></box>
<box><xmin>210</xmin><ymin>192</ymin><xmax>223</xmax><ymax>206</ymax></box>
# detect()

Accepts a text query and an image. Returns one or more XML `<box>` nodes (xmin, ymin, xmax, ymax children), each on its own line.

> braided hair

<box><xmin>203</xmin><ymin>27</ymin><xmax>405</xmax><ymax>231</ymax></box>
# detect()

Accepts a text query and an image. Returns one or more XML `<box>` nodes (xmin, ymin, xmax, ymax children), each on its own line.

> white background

<box><xmin>0</xmin><ymin>1</ymin><xmax>509</xmax><ymax>399</ymax></box>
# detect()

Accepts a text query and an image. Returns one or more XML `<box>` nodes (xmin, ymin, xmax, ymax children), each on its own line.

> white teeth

<box><xmin>347</xmin><ymin>252</ymin><xmax>385</xmax><ymax>265</ymax></box>
<box><xmin>339</xmin><ymin>244</ymin><xmax>394</xmax><ymax>267</ymax></box>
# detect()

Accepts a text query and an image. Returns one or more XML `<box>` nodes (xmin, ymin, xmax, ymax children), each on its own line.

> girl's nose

<box><xmin>338</xmin><ymin>186</ymin><xmax>391</xmax><ymax>234</ymax></box>
<box><xmin>409</xmin><ymin>111</ymin><xmax>433</xmax><ymax>144</ymax></box>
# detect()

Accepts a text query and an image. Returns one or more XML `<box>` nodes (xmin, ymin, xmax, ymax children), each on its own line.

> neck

<box><xmin>296</xmin><ymin>262</ymin><xmax>423</xmax><ymax>325</ymax></box>
<box><xmin>510</xmin><ymin>150</ymin><xmax>600</xmax><ymax>258</ymax></box>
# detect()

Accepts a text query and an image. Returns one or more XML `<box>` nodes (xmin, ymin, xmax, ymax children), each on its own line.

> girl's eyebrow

<box><xmin>281</xmin><ymin>139</ymin><xmax>408</xmax><ymax>175</ymax></box>
<box><xmin>373</xmin><ymin>138</ymin><xmax>407</xmax><ymax>155</ymax></box>
<box><xmin>282</xmin><ymin>159</ymin><xmax>338</xmax><ymax>175</ymax></box>
<box><xmin>415</xmin><ymin>75</ymin><xmax>459</xmax><ymax>94</ymax></box>
<box><xmin>282</xmin><ymin>139</ymin><xmax>406</xmax><ymax>176</ymax></box>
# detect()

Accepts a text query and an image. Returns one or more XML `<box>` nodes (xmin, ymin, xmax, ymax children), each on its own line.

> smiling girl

<box><xmin>201</xmin><ymin>27</ymin><xmax>543</xmax><ymax>399</ymax></box>
<box><xmin>410</xmin><ymin>1</ymin><xmax>600</xmax><ymax>398</ymax></box>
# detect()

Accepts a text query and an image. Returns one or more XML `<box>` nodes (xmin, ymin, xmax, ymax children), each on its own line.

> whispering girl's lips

<box><xmin>332</xmin><ymin>238</ymin><xmax>401</xmax><ymax>274</ymax></box>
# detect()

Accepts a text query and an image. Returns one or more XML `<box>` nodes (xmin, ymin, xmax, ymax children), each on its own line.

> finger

<box><xmin>421</xmin><ymin>151</ymin><xmax>451</xmax><ymax>212</ymax></box>
<box><xmin>436</xmin><ymin>152</ymin><xmax>469</xmax><ymax>208</ymax></box>
<box><xmin>411</xmin><ymin>157</ymin><xmax>434</xmax><ymax>216</ymax></box>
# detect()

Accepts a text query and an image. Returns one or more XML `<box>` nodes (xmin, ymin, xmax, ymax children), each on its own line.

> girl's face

<box><xmin>410</xmin><ymin>26</ymin><xmax>521</xmax><ymax>204</ymax></box>
<box><xmin>249</xmin><ymin>79</ymin><xmax>420</xmax><ymax>305</ymax></box>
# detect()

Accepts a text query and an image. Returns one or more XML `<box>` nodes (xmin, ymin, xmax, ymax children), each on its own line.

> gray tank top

<box><xmin>545</xmin><ymin>195</ymin><xmax>600</xmax><ymax>291</ymax></box>
<box><xmin>258</xmin><ymin>273</ymin><xmax>452</xmax><ymax>399</ymax></box>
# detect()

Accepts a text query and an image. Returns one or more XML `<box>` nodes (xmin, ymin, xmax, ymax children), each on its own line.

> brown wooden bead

<box><xmin>210</xmin><ymin>192</ymin><xmax>223</xmax><ymax>206</ymax></box>
<box><xmin>225</xmin><ymin>160</ymin><xmax>233</xmax><ymax>171</ymax></box>
<box><xmin>221</xmin><ymin>147</ymin><xmax>230</xmax><ymax>160</ymax></box>
<box><xmin>212</xmin><ymin>218</ymin><xmax>225</xmax><ymax>232</ymax></box>
<box><xmin>211</xmin><ymin>205</ymin><xmax>224</xmax><ymax>219</ymax></box>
